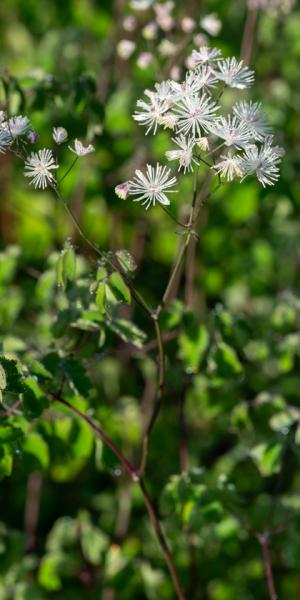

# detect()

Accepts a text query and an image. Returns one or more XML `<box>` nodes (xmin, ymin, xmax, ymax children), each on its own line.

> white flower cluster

<box><xmin>247</xmin><ymin>0</ymin><xmax>295</xmax><ymax>15</ymax></box>
<box><xmin>116</xmin><ymin>46</ymin><xmax>283</xmax><ymax>209</ymax></box>
<box><xmin>0</xmin><ymin>112</ymin><xmax>95</xmax><ymax>190</ymax></box>
<box><xmin>119</xmin><ymin>1</ymin><xmax>222</xmax><ymax>74</ymax></box>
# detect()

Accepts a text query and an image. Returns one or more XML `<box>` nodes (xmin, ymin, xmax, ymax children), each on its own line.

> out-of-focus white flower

<box><xmin>216</xmin><ymin>57</ymin><xmax>254</xmax><ymax>89</ymax></box>
<box><xmin>214</xmin><ymin>154</ymin><xmax>243</xmax><ymax>181</ymax></box>
<box><xmin>0</xmin><ymin>111</ymin><xmax>6</xmax><ymax>124</ymax></box>
<box><xmin>128</xmin><ymin>163</ymin><xmax>177</xmax><ymax>209</ymax></box>
<box><xmin>193</xmin><ymin>34</ymin><xmax>209</xmax><ymax>47</ymax></box>
<box><xmin>170</xmin><ymin>66</ymin><xmax>181</xmax><ymax>81</ymax></box>
<box><xmin>142</xmin><ymin>21</ymin><xmax>158</xmax><ymax>40</ymax></box>
<box><xmin>173</xmin><ymin>93</ymin><xmax>219</xmax><ymax>137</ymax></box>
<box><xmin>69</xmin><ymin>139</ymin><xmax>95</xmax><ymax>156</ymax></box>
<box><xmin>24</xmin><ymin>149</ymin><xmax>58</xmax><ymax>189</ymax></box>
<box><xmin>196</xmin><ymin>136</ymin><xmax>209</xmax><ymax>151</ymax></box>
<box><xmin>166</xmin><ymin>135</ymin><xmax>197</xmax><ymax>173</ymax></box>
<box><xmin>133</xmin><ymin>95</ymin><xmax>169</xmax><ymax>134</ymax></box>
<box><xmin>137</xmin><ymin>52</ymin><xmax>153</xmax><ymax>69</ymax></box>
<box><xmin>200</xmin><ymin>13</ymin><xmax>222</xmax><ymax>37</ymax></box>
<box><xmin>233</xmin><ymin>101</ymin><xmax>272</xmax><ymax>141</ymax></box>
<box><xmin>130</xmin><ymin>0</ymin><xmax>153</xmax><ymax>10</ymax></box>
<box><xmin>185</xmin><ymin>54</ymin><xmax>198</xmax><ymax>70</ymax></box>
<box><xmin>209</xmin><ymin>115</ymin><xmax>251</xmax><ymax>149</ymax></box>
<box><xmin>181</xmin><ymin>16</ymin><xmax>196</xmax><ymax>33</ymax></box>
<box><xmin>127</xmin><ymin>163</ymin><xmax>177</xmax><ymax>209</ymax></box>
<box><xmin>115</xmin><ymin>182</ymin><xmax>130</xmax><ymax>199</ymax></box>
<box><xmin>117</xmin><ymin>40</ymin><xmax>136</xmax><ymax>60</ymax></box>
<box><xmin>53</xmin><ymin>127</ymin><xmax>68</xmax><ymax>144</ymax></box>
<box><xmin>123</xmin><ymin>15</ymin><xmax>137</xmax><ymax>31</ymax></box>
<box><xmin>192</xmin><ymin>46</ymin><xmax>222</xmax><ymax>66</ymax></box>
<box><xmin>154</xmin><ymin>1</ymin><xmax>175</xmax><ymax>31</ymax></box>
<box><xmin>158</xmin><ymin>39</ymin><xmax>177</xmax><ymax>57</ymax></box>
<box><xmin>247</xmin><ymin>0</ymin><xmax>295</xmax><ymax>15</ymax></box>
<box><xmin>6</xmin><ymin>115</ymin><xmax>30</xmax><ymax>138</ymax></box>
<box><xmin>239</xmin><ymin>137</ymin><xmax>283</xmax><ymax>187</ymax></box>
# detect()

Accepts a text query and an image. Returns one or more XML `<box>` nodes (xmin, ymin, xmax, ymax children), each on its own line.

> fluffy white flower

<box><xmin>6</xmin><ymin>116</ymin><xmax>30</xmax><ymax>139</ymax></box>
<box><xmin>216</xmin><ymin>57</ymin><xmax>255</xmax><ymax>89</ymax></box>
<box><xmin>209</xmin><ymin>115</ymin><xmax>251</xmax><ymax>148</ymax></box>
<box><xmin>53</xmin><ymin>127</ymin><xmax>68</xmax><ymax>144</ymax></box>
<box><xmin>191</xmin><ymin>46</ymin><xmax>222</xmax><ymax>66</ymax></box>
<box><xmin>24</xmin><ymin>149</ymin><xmax>58</xmax><ymax>189</ymax></box>
<box><xmin>133</xmin><ymin>95</ymin><xmax>169</xmax><ymax>134</ymax></box>
<box><xmin>233</xmin><ymin>101</ymin><xmax>272</xmax><ymax>141</ymax></box>
<box><xmin>170</xmin><ymin>67</ymin><xmax>217</xmax><ymax>101</ymax></box>
<box><xmin>173</xmin><ymin>93</ymin><xmax>219</xmax><ymax>137</ymax></box>
<box><xmin>127</xmin><ymin>163</ymin><xmax>177</xmax><ymax>209</ymax></box>
<box><xmin>166</xmin><ymin>135</ymin><xmax>197</xmax><ymax>173</ymax></box>
<box><xmin>239</xmin><ymin>137</ymin><xmax>283</xmax><ymax>187</ymax></box>
<box><xmin>214</xmin><ymin>154</ymin><xmax>243</xmax><ymax>181</ymax></box>
<box><xmin>69</xmin><ymin>139</ymin><xmax>95</xmax><ymax>156</ymax></box>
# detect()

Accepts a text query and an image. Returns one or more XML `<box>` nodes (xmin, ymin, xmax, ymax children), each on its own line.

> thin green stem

<box><xmin>139</xmin><ymin>315</ymin><xmax>165</xmax><ymax>476</ymax></box>
<box><xmin>58</xmin><ymin>156</ymin><xmax>78</xmax><ymax>184</ymax></box>
<box><xmin>160</xmin><ymin>204</ymin><xmax>188</xmax><ymax>229</ymax></box>
<box><xmin>54</xmin><ymin>185</ymin><xmax>154</xmax><ymax>318</ymax></box>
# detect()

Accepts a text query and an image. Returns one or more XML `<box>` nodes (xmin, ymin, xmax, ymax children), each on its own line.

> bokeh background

<box><xmin>1</xmin><ymin>0</ymin><xmax>300</xmax><ymax>598</ymax></box>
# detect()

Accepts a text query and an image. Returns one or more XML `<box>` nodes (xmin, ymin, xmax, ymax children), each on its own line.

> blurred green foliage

<box><xmin>1</xmin><ymin>0</ymin><xmax>300</xmax><ymax>598</ymax></box>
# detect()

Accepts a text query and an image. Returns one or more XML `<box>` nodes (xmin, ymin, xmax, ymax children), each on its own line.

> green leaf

<box><xmin>0</xmin><ymin>363</ymin><xmax>7</xmax><ymax>391</ymax></box>
<box><xmin>96</xmin><ymin>266</ymin><xmax>108</xmax><ymax>282</ymax></box>
<box><xmin>178</xmin><ymin>324</ymin><xmax>209</xmax><ymax>373</ymax></box>
<box><xmin>0</xmin><ymin>453</ymin><xmax>13</xmax><ymax>480</ymax></box>
<box><xmin>212</xmin><ymin>340</ymin><xmax>243</xmax><ymax>378</ymax></box>
<box><xmin>96</xmin><ymin>282</ymin><xmax>106</xmax><ymax>314</ymax></box>
<box><xmin>107</xmin><ymin>318</ymin><xmax>146</xmax><ymax>348</ymax></box>
<box><xmin>56</xmin><ymin>243</ymin><xmax>76</xmax><ymax>289</ymax></box>
<box><xmin>23</xmin><ymin>377</ymin><xmax>49</xmax><ymax>419</ymax></box>
<box><xmin>0</xmin><ymin>356</ymin><xmax>24</xmax><ymax>394</ymax></box>
<box><xmin>250</xmin><ymin>442</ymin><xmax>283</xmax><ymax>476</ymax></box>
<box><xmin>56</xmin><ymin>253</ymin><xmax>65</xmax><ymax>289</ymax></box>
<box><xmin>22</xmin><ymin>433</ymin><xmax>49</xmax><ymax>470</ymax></box>
<box><xmin>63</xmin><ymin>359</ymin><xmax>92</xmax><ymax>396</ymax></box>
<box><xmin>62</xmin><ymin>245</ymin><xmax>76</xmax><ymax>284</ymax></box>
<box><xmin>108</xmin><ymin>272</ymin><xmax>131</xmax><ymax>304</ymax></box>
<box><xmin>116</xmin><ymin>249</ymin><xmax>137</xmax><ymax>273</ymax></box>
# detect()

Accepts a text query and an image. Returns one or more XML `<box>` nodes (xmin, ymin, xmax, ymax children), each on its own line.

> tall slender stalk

<box><xmin>53</xmin><ymin>393</ymin><xmax>186</xmax><ymax>600</ymax></box>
